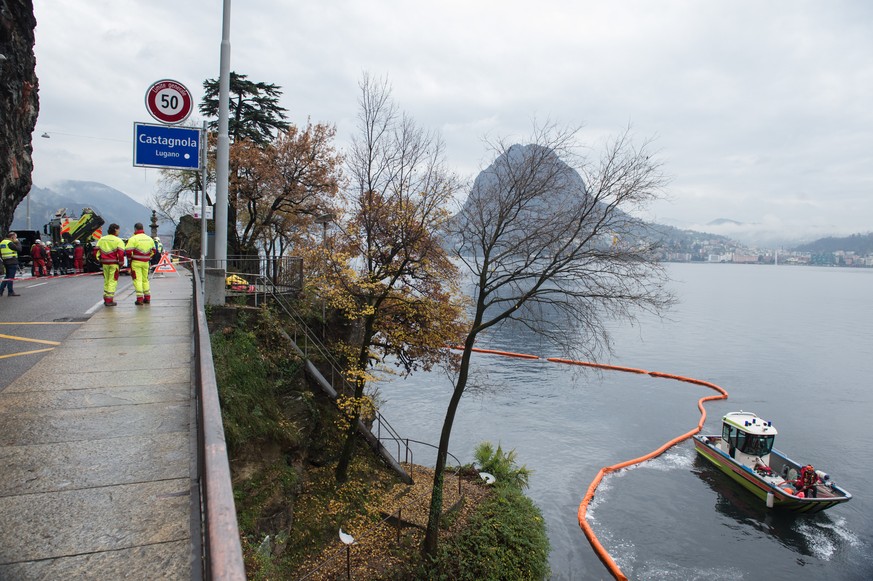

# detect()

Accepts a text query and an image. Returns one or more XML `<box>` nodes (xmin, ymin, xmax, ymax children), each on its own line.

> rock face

<box><xmin>0</xmin><ymin>1</ymin><xmax>39</xmax><ymax>234</ymax></box>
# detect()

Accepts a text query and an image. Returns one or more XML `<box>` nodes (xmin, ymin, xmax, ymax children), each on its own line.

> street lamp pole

<box><xmin>214</xmin><ymin>0</ymin><xmax>231</xmax><ymax>271</ymax></box>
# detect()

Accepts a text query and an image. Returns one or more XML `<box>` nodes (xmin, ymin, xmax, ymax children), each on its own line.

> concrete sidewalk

<box><xmin>0</xmin><ymin>272</ymin><xmax>199</xmax><ymax>580</ymax></box>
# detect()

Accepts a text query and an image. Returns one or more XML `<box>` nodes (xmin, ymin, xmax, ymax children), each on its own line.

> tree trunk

<box><xmin>335</xmin><ymin>317</ymin><xmax>376</xmax><ymax>483</ymax></box>
<box><xmin>423</xmin><ymin>335</ymin><xmax>476</xmax><ymax>556</ymax></box>
<box><xmin>334</xmin><ymin>421</ymin><xmax>358</xmax><ymax>484</ymax></box>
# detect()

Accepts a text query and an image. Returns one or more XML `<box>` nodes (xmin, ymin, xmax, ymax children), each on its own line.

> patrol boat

<box><xmin>693</xmin><ymin>411</ymin><xmax>852</xmax><ymax>513</ymax></box>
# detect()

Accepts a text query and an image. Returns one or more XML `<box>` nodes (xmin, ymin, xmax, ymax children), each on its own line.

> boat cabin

<box><xmin>717</xmin><ymin>411</ymin><xmax>778</xmax><ymax>467</ymax></box>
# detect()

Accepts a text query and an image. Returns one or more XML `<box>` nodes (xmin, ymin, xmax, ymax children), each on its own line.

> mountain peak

<box><xmin>707</xmin><ymin>218</ymin><xmax>743</xmax><ymax>226</ymax></box>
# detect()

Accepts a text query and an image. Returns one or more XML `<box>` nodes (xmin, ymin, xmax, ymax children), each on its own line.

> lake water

<box><xmin>377</xmin><ymin>263</ymin><xmax>873</xmax><ymax>580</ymax></box>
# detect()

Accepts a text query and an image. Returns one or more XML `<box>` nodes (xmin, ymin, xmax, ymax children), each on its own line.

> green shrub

<box><xmin>474</xmin><ymin>441</ymin><xmax>532</xmax><ymax>490</ymax></box>
<box><xmin>423</xmin><ymin>443</ymin><xmax>550</xmax><ymax>580</ymax></box>
<box><xmin>430</xmin><ymin>485</ymin><xmax>550</xmax><ymax>580</ymax></box>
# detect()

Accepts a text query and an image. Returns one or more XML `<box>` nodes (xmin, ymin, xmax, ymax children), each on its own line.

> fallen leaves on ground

<box><xmin>291</xmin><ymin>464</ymin><xmax>490</xmax><ymax>580</ymax></box>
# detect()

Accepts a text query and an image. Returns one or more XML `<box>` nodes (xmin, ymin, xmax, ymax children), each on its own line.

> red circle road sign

<box><xmin>145</xmin><ymin>79</ymin><xmax>193</xmax><ymax>124</ymax></box>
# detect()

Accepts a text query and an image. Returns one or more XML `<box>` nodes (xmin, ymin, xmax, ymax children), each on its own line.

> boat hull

<box><xmin>693</xmin><ymin>435</ymin><xmax>851</xmax><ymax>514</ymax></box>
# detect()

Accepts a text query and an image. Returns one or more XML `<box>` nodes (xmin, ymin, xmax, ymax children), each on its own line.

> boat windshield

<box><xmin>741</xmin><ymin>434</ymin><xmax>775</xmax><ymax>456</ymax></box>
<box><xmin>722</xmin><ymin>423</ymin><xmax>775</xmax><ymax>456</ymax></box>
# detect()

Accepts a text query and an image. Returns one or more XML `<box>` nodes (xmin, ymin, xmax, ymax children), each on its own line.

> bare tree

<box><xmin>422</xmin><ymin>123</ymin><xmax>675</xmax><ymax>556</ymax></box>
<box><xmin>329</xmin><ymin>74</ymin><xmax>466</xmax><ymax>483</ymax></box>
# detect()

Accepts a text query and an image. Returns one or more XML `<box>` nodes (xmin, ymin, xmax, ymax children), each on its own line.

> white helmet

<box><xmin>35</xmin><ymin>239</ymin><xmax>42</xmax><ymax>243</ymax></box>
<box><xmin>154</xmin><ymin>237</ymin><xmax>161</xmax><ymax>241</ymax></box>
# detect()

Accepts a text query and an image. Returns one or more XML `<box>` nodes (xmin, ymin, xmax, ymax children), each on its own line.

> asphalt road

<box><xmin>0</xmin><ymin>271</ymin><xmax>134</xmax><ymax>391</ymax></box>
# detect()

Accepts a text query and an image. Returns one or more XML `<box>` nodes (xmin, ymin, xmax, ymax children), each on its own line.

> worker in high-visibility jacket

<box><xmin>125</xmin><ymin>222</ymin><xmax>156</xmax><ymax>305</ymax></box>
<box><xmin>0</xmin><ymin>232</ymin><xmax>23</xmax><ymax>296</ymax></box>
<box><xmin>96</xmin><ymin>223</ymin><xmax>126</xmax><ymax>307</ymax></box>
<box><xmin>73</xmin><ymin>240</ymin><xmax>85</xmax><ymax>273</ymax></box>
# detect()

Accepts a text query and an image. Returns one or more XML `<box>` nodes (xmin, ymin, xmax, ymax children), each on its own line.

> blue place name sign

<box><xmin>133</xmin><ymin>122</ymin><xmax>202</xmax><ymax>170</ymax></box>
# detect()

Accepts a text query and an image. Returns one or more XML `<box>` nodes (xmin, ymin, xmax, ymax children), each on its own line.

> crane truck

<box><xmin>43</xmin><ymin>208</ymin><xmax>106</xmax><ymax>273</ymax></box>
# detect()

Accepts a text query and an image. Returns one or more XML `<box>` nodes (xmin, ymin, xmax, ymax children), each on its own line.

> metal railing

<box><xmin>251</xmin><ymin>273</ymin><xmax>414</xmax><ymax>470</ymax></box>
<box><xmin>191</xmin><ymin>266</ymin><xmax>468</xmax><ymax>579</ymax></box>
<box><xmin>207</xmin><ymin>255</ymin><xmax>303</xmax><ymax>293</ymax></box>
<box><xmin>193</xmin><ymin>266</ymin><xmax>246</xmax><ymax>580</ymax></box>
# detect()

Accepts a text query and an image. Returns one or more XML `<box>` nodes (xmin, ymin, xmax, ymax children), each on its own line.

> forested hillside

<box><xmin>793</xmin><ymin>232</ymin><xmax>873</xmax><ymax>254</ymax></box>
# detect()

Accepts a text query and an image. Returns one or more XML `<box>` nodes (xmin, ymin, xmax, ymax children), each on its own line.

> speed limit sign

<box><xmin>145</xmin><ymin>79</ymin><xmax>193</xmax><ymax>124</ymax></box>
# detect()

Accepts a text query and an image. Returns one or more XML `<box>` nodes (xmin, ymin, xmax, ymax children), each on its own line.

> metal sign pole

<box><xmin>200</xmin><ymin>120</ymin><xmax>207</xmax><ymax>286</ymax></box>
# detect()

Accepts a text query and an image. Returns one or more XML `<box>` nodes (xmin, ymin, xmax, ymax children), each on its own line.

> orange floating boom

<box><xmin>449</xmin><ymin>347</ymin><xmax>729</xmax><ymax>580</ymax></box>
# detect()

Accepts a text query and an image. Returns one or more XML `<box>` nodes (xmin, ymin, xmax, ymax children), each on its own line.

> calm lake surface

<box><xmin>377</xmin><ymin>263</ymin><xmax>873</xmax><ymax>580</ymax></box>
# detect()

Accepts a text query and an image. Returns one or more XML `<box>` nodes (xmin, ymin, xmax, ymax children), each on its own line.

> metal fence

<box><xmin>194</xmin><ymin>265</ymin><xmax>471</xmax><ymax>579</ymax></box>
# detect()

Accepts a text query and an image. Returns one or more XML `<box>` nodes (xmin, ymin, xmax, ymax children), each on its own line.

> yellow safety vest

<box><xmin>126</xmin><ymin>232</ymin><xmax>155</xmax><ymax>262</ymax></box>
<box><xmin>97</xmin><ymin>234</ymin><xmax>126</xmax><ymax>264</ymax></box>
<box><xmin>1</xmin><ymin>238</ymin><xmax>19</xmax><ymax>261</ymax></box>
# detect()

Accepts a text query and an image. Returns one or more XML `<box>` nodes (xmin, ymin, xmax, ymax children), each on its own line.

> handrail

<box><xmin>252</xmin><ymin>274</ymin><xmax>414</xmax><ymax>472</ymax></box>
<box><xmin>193</xmin><ymin>265</ymin><xmax>246</xmax><ymax>580</ymax></box>
<box><xmin>401</xmin><ymin>438</ymin><xmax>464</xmax><ymax>496</ymax></box>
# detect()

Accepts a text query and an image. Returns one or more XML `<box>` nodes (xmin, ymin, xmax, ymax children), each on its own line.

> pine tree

<box><xmin>200</xmin><ymin>72</ymin><xmax>290</xmax><ymax>145</ymax></box>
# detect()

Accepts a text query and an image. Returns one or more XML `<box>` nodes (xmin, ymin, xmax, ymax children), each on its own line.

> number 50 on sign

<box><xmin>145</xmin><ymin>79</ymin><xmax>193</xmax><ymax>125</ymax></box>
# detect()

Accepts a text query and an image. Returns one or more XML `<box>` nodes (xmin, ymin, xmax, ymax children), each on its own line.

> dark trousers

<box><xmin>1</xmin><ymin>264</ymin><xmax>18</xmax><ymax>294</ymax></box>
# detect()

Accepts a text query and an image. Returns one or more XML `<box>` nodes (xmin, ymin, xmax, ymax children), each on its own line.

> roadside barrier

<box><xmin>454</xmin><ymin>347</ymin><xmax>729</xmax><ymax>581</ymax></box>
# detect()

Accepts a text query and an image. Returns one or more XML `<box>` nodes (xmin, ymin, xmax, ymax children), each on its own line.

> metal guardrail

<box><xmin>193</xmin><ymin>265</ymin><xmax>246</xmax><ymax>580</ymax></box>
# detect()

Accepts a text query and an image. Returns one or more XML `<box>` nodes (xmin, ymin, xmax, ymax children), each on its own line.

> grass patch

<box><xmin>211</xmin><ymin>308</ymin><xmax>304</xmax><ymax>450</ymax></box>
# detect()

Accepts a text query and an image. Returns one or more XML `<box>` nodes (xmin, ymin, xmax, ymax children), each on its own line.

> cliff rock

<box><xmin>0</xmin><ymin>0</ymin><xmax>38</xmax><ymax>234</ymax></box>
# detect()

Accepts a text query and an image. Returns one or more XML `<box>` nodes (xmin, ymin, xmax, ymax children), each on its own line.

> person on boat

<box><xmin>795</xmin><ymin>464</ymin><xmax>818</xmax><ymax>498</ymax></box>
<box><xmin>754</xmin><ymin>457</ymin><xmax>772</xmax><ymax>474</ymax></box>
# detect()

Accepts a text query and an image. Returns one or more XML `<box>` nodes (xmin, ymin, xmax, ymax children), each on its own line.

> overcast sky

<box><xmin>31</xmin><ymin>1</ymin><xmax>873</xmax><ymax>244</ymax></box>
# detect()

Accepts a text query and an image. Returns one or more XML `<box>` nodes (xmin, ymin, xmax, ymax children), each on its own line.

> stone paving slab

<box><xmin>0</xmin><ymin>383</ymin><xmax>189</xmax><ymax>411</ymax></box>
<box><xmin>82</xmin><ymin>306</ymin><xmax>192</xmax><ymax>321</ymax></box>
<box><xmin>0</xmin><ymin>540</ymin><xmax>192</xmax><ymax>581</ymax></box>
<box><xmin>70</xmin><ymin>323</ymin><xmax>191</xmax><ymax>339</ymax></box>
<box><xmin>16</xmin><ymin>345</ymin><xmax>190</xmax><ymax>374</ymax></box>
<box><xmin>63</xmin><ymin>330</ymin><xmax>191</xmax><ymax>345</ymax></box>
<box><xmin>0</xmin><ymin>400</ymin><xmax>190</xmax><ymax>446</ymax></box>
<box><xmin>43</xmin><ymin>341</ymin><xmax>190</xmax><ymax>362</ymax></box>
<box><xmin>0</xmin><ymin>432</ymin><xmax>189</xmax><ymax>497</ymax></box>
<box><xmin>0</xmin><ymin>478</ymin><xmax>191</xmax><ymax>562</ymax></box>
<box><xmin>3</xmin><ymin>366</ymin><xmax>190</xmax><ymax>393</ymax></box>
